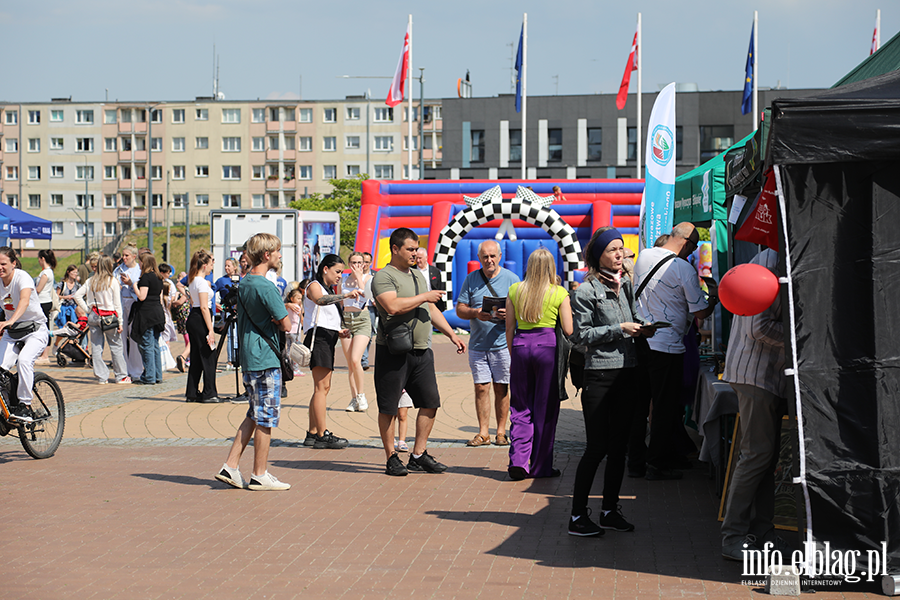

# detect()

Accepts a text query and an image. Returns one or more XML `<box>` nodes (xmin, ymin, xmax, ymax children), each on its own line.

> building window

<box><xmin>104</xmin><ymin>165</ymin><xmax>116</xmax><ymax>179</ymax></box>
<box><xmin>699</xmin><ymin>125</ymin><xmax>733</xmax><ymax>161</ymax></box>
<box><xmin>51</xmin><ymin>165</ymin><xmax>64</xmax><ymax>178</ymax></box>
<box><xmin>5</xmin><ymin>139</ymin><xmax>16</xmax><ymax>153</ymax></box>
<box><xmin>432</xmin><ymin>106</ymin><xmax>442</xmax><ymax>120</ymax></box>
<box><xmin>28</xmin><ymin>110</ymin><xmax>40</xmax><ymax>124</ymax></box>
<box><xmin>346</xmin><ymin>136</ymin><xmax>360</xmax><ymax>150</ymax></box>
<box><xmin>76</xmin><ymin>166</ymin><xmax>94</xmax><ymax>180</ymax></box>
<box><xmin>27</xmin><ymin>138</ymin><xmax>39</xmax><ymax>152</ymax></box>
<box><xmin>134</xmin><ymin>137</ymin><xmax>146</xmax><ymax>151</ymax></box>
<box><xmin>587</xmin><ymin>128</ymin><xmax>602</xmax><ymax>161</ymax></box>
<box><xmin>120</xmin><ymin>137</ymin><xmax>132</xmax><ymax>151</ymax></box>
<box><xmin>268</xmin><ymin>137</ymin><xmax>279</xmax><ymax>150</ymax></box>
<box><xmin>51</xmin><ymin>194</ymin><xmax>64</xmax><ymax>207</ymax></box>
<box><xmin>134</xmin><ymin>194</ymin><xmax>146</xmax><ymax>207</ymax></box>
<box><xmin>195</xmin><ymin>165</ymin><xmax>209</xmax><ymax>178</ymax></box>
<box><xmin>120</xmin><ymin>108</ymin><xmax>133</xmax><ymax>122</ymax></box>
<box><xmin>104</xmin><ymin>194</ymin><xmax>116</xmax><ymax>208</ymax></box>
<box><xmin>28</xmin><ymin>166</ymin><xmax>41</xmax><ymax>180</ymax></box>
<box><xmin>6</xmin><ymin>194</ymin><xmax>17</xmax><ymax>207</ymax></box>
<box><xmin>252</xmin><ymin>137</ymin><xmax>265</xmax><ymax>152</ymax></box>
<box><xmin>267</xmin><ymin>194</ymin><xmax>279</xmax><ymax>208</ymax></box>
<box><xmin>102</xmin><ymin>109</ymin><xmax>115</xmax><ymax>124</ymax></box>
<box><xmin>195</xmin><ymin>194</ymin><xmax>209</xmax><ymax>207</ymax></box>
<box><xmin>222</xmin><ymin>194</ymin><xmax>240</xmax><ymax>208</ymax></box>
<box><xmin>509</xmin><ymin>129</ymin><xmax>522</xmax><ymax>162</ymax></box>
<box><xmin>675</xmin><ymin>126</ymin><xmax>683</xmax><ymax>161</ymax></box>
<box><xmin>627</xmin><ymin>127</ymin><xmax>638</xmax><ymax>161</ymax></box>
<box><xmin>120</xmin><ymin>193</ymin><xmax>132</xmax><ymax>207</ymax></box>
<box><xmin>346</xmin><ymin>107</ymin><xmax>360</xmax><ymax>121</ymax></box>
<box><xmin>76</xmin><ymin>110</ymin><xmax>94</xmax><ymax>124</ymax></box>
<box><xmin>76</xmin><ymin>194</ymin><xmax>95</xmax><ymax>208</ymax></box>
<box><xmin>104</xmin><ymin>138</ymin><xmax>115</xmax><ymax>152</ymax></box>
<box><xmin>52</xmin><ymin>222</ymin><xmax>64</xmax><ymax>235</ymax></box>
<box><xmin>120</xmin><ymin>165</ymin><xmax>131</xmax><ymax>179</ymax></box>
<box><xmin>471</xmin><ymin>130</ymin><xmax>485</xmax><ymax>163</ymax></box>
<box><xmin>548</xmin><ymin>129</ymin><xmax>562</xmax><ymax>162</ymax></box>
<box><xmin>135</xmin><ymin>165</ymin><xmax>146</xmax><ymax>179</ymax></box>
<box><xmin>222</xmin><ymin>108</ymin><xmax>241</xmax><ymax>123</ymax></box>
<box><xmin>252</xmin><ymin>194</ymin><xmax>265</xmax><ymax>208</ymax></box>
<box><xmin>375</xmin><ymin>136</ymin><xmax>394</xmax><ymax>152</ymax></box>
<box><xmin>104</xmin><ymin>222</ymin><xmax>117</xmax><ymax>236</ymax></box>
<box><xmin>150</xmin><ymin>137</ymin><xmax>162</xmax><ymax>151</ymax></box>
<box><xmin>323</xmin><ymin>108</ymin><xmax>336</xmax><ymax>123</ymax></box>
<box><xmin>5</xmin><ymin>111</ymin><xmax>17</xmax><ymax>125</ymax></box>
<box><xmin>252</xmin><ymin>165</ymin><xmax>264</xmax><ymax>179</ymax></box>
<box><xmin>298</xmin><ymin>165</ymin><xmax>312</xmax><ymax>180</ymax></box>
<box><xmin>299</xmin><ymin>108</ymin><xmax>312</xmax><ymax>123</ymax></box>
<box><xmin>403</xmin><ymin>136</ymin><xmax>418</xmax><ymax>151</ymax></box>
<box><xmin>222</xmin><ymin>137</ymin><xmax>241</xmax><ymax>152</ymax></box>
<box><xmin>173</xmin><ymin>166</ymin><xmax>185</xmax><ymax>180</ymax></box>
<box><xmin>374</xmin><ymin>107</ymin><xmax>393</xmax><ymax>122</ymax></box>
<box><xmin>6</xmin><ymin>167</ymin><xmax>18</xmax><ymax>180</ymax></box>
<box><xmin>172</xmin><ymin>193</ymin><xmax>186</xmax><ymax>208</ymax></box>
<box><xmin>374</xmin><ymin>164</ymin><xmax>393</xmax><ymax>179</ymax></box>
<box><xmin>268</xmin><ymin>108</ymin><xmax>280</xmax><ymax>122</ymax></box>
<box><xmin>76</xmin><ymin>137</ymin><xmax>94</xmax><ymax>152</ymax></box>
<box><xmin>323</xmin><ymin>137</ymin><xmax>336</xmax><ymax>151</ymax></box>
<box><xmin>195</xmin><ymin>137</ymin><xmax>208</xmax><ymax>150</ymax></box>
<box><xmin>195</xmin><ymin>108</ymin><xmax>208</xmax><ymax>121</ymax></box>
<box><xmin>51</xmin><ymin>137</ymin><xmax>64</xmax><ymax>150</ymax></box>
<box><xmin>267</xmin><ymin>164</ymin><xmax>280</xmax><ymax>178</ymax></box>
<box><xmin>323</xmin><ymin>165</ymin><xmax>337</xmax><ymax>179</ymax></box>
<box><xmin>51</xmin><ymin>110</ymin><xmax>64</xmax><ymax>122</ymax></box>
<box><xmin>151</xmin><ymin>194</ymin><xmax>163</xmax><ymax>207</ymax></box>
<box><xmin>172</xmin><ymin>109</ymin><xmax>185</xmax><ymax>123</ymax></box>
<box><xmin>252</xmin><ymin>108</ymin><xmax>265</xmax><ymax>123</ymax></box>
<box><xmin>298</xmin><ymin>137</ymin><xmax>312</xmax><ymax>151</ymax></box>
<box><xmin>346</xmin><ymin>165</ymin><xmax>360</xmax><ymax>177</ymax></box>
<box><xmin>222</xmin><ymin>166</ymin><xmax>241</xmax><ymax>180</ymax></box>
<box><xmin>151</xmin><ymin>165</ymin><xmax>162</xmax><ymax>180</ymax></box>
<box><xmin>284</xmin><ymin>136</ymin><xmax>295</xmax><ymax>150</ymax></box>
<box><xmin>28</xmin><ymin>194</ymin><xmax>40</xmax><ymax>209</ymax></box>
<box><xmin>172</xmin><ymin>137</ymin><xmax>185</xmax><ymax>152</ymax></box>
<box><xmin>76</xmin><ymin>222</ymin><xmax>95</xmax><ymax>237</ymax></box>
<box><xmin>149</xmin><ymin>109</ymin><xmax>161</xmax><ymax>123</ymax></box>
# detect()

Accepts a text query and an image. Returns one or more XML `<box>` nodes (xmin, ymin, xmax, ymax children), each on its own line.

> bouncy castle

<box><xmin>354</xmin><ymin>179</ymin><xmax>643</xmax><ymax>322</ymax></box>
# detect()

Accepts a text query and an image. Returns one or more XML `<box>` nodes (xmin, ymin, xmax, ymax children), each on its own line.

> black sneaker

<box><xmin>568</xmin><ymin>509</ymin><xmax>604</xmax><ymax>537</ymax></box>
<box><xmin>303</xmin><ymin>431</ymin><xmax>316</xmax><ymax>447</ymax></box>
<box><xmin>313</xmin><ymin>429</ymin><xmax>349</xmax><ymax>449</ymax></box>
<box><xmin>407</xmin><ymin>450</ymin><xmax>448</xmax><ymax>473</ymax></box>
<box><xmin>598</xmin><ymin>505</ymin><xmax>635</xmax><ymax>532</ymax></box>
<box><xmin>645</xmin><ymin>465</ymin><xmax>683</xmax><ymax>480</ymax></box>
<box><xmin>385</xmin><ymin>452</ymin><xmax>408</xmax><ymax>476</ymax></box>
<box><xmin>8</xmin><ymin>404</ymin><xmax>34</xmax><ymax>423</ymax></box>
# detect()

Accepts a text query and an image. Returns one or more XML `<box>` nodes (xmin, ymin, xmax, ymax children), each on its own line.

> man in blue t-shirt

<box><xmin>455</xmin><ymin>240</ymin><xmax>520</xmax><ymax>447</ymax></box>
<box><xmin>215</xmin><ymin>233</ymin><xmax>292</xmax><ymax>492</ymax></box>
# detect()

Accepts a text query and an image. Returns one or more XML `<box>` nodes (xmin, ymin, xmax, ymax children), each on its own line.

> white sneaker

<box><xmin>247</xmin><ymin>471</ymin><xmax>291</xmax><ymax>491</ymax></box>
<box><xmin>356</xmin><ymin>393</ymin><xmax>368</xmax><ymax>411</ymax></box>
<box><xmin>215</xmin><ymin>463</ymin><xmax>245</xmax><ymax>489</ymax></box>
<box><xmin>345</xmin><ymin>396</ymin><xmax>359</xmax><ymax>412</ymax></box>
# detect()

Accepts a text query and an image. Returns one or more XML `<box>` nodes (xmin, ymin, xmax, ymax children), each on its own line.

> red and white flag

<box><xmin>616</xmin><ymin>27</ymin><xmax>639</xmax><ymax>110</ymax></box>
<box><xmin>386</xmin><ymin>24</ymin><xmax>410</xmax><ymax>107</ymax></box>
<box><xmin>871</xmin><ymin>22</ymin><xmax>880</xmax><ymax>55</ymax></box>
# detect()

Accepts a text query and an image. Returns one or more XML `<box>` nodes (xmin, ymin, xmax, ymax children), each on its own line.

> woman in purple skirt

<box><xmin>504</xmin><ymin>248</ymin><xmax>573</xmax><ymax>480</ymax></box>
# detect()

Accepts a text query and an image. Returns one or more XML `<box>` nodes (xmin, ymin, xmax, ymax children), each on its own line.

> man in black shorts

<box><xmin>372</xmin><ymin>228</ymin><xmax>466</xmax><ymax>476</ymax></box>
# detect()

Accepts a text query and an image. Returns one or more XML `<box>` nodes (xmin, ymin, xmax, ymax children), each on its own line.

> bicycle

<box><xmin>0</xmin><ymin>364</ymin><xmax>65</xmax><ymax>459</ymax></box>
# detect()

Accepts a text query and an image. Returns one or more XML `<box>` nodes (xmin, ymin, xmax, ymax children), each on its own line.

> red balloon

<box><xmin>718</xmin><ymin>263</ymin><xmax>780</xmax><ymax>316</ymax></box>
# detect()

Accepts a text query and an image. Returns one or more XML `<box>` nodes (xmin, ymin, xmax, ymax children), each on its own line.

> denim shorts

<box><xmin>244</xmin><ymin>367</ymin><xmax>282</xmax><ymax>428</ymax></box>
<box><xmin>468</xmin><ymin>348</ymin><xmax>511</xmax><ymax>385</ymax></box>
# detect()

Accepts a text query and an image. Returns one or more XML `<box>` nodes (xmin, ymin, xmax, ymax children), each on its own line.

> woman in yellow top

<box><xmin>504</xmin><ymin>248</ymin><xmax>573</xmax><ymax>480</ymax></box>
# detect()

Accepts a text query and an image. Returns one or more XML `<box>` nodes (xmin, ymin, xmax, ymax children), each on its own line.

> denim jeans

<box><xmin>138</xmin><ymin>327</ymin><xmax>162</xmax><ymax>384</ymax></box>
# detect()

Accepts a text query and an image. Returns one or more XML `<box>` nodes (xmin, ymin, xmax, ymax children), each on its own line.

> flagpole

<box><xmin>521</xmin><ymin>13</ymin><xmax>528</xmax><ymax>181</ymax></box>
<box><xmin>407</xmin><ymin>14</ymin><xmax>414</xmax><ymax>179</ymax></box>
<box><xmin>636</xmin><ymin>12</ymin><xmax>642</xmax><ymax>180</ymax></box>
<box><xmin>877</xmin><ymin>9</ymin><xmax>881</xmax><ymax>50</ymax></box>
<box><xmin>752</xmin><ymin>10</ymin><xmax>758</xmax><ymax>131</ymax></box>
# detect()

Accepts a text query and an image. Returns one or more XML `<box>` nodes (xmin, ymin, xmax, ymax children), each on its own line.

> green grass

<box><xmin>122</xmin><ymin>225</ymin><xmax>211</xmax><ymax>275</ymax></box>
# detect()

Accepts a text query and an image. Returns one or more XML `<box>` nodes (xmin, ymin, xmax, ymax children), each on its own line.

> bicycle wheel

<box><xmin>18</xmin><ymin>373</ymin><xmax>65</xmax><ymax>459</ymax></box>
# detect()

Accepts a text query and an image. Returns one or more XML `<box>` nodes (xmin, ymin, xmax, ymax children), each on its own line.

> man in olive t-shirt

<box><xmin>372</xmin><ymin>228</ymin><xmax>466</xmax><ymax>477</ymax></box>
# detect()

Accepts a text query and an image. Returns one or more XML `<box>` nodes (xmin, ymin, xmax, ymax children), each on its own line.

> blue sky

<box><xmin>2</xmin><ymin>0</ymin><xmax>893</xmax><ymax>102</ymax></box>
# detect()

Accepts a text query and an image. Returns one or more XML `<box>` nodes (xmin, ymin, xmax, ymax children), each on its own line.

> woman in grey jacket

<box><xmin>567</xmin><ymin>226</ymin><xmax>655</xmax><ymax>537</ymax></box>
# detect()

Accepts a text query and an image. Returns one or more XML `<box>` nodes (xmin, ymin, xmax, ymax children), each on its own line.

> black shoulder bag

<box><xmin>379</xmin><ymin>271</ymin><xmax>419</xmax><ymax>355</ymax></box>
<box><xmin>237</xmin><ymin>294</ymin><xmax>294</xmax><ymax>382</ymax></box>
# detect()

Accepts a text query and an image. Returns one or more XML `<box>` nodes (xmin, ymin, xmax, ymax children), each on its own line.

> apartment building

<box><xmin>0</xmin><ymin>97</ymin><xmax>443</xmax><ymax>251</ymax></box>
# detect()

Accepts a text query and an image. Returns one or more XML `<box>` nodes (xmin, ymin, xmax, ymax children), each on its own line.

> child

<box><xmin>395</xmin><ymin>390</ymin><xmax>413</xmax><ymax>452</ymax></box>
<box><xmin>284</xmin><ymin>288</ymin><xmax>306</xmax><ymax>377</ymax></box>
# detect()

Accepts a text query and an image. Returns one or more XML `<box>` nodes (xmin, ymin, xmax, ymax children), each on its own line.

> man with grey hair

<box><xmin>456</xmin><ymin>240</ymin><xmax>520</xmax><ymax>446</ymax></box>
<box><xmin>113</xmin><ymin>244</ymin><xmax>143</xmax><ymax>381</ymax></box>
<box><xmin>631</xmin><ymin>222</ymin><xmax>718</xmax><ymax>480</ymax></box>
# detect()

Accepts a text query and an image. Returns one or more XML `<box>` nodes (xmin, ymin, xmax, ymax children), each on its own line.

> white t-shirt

<box><xmin>36</xmin><ymin>268</ymin><xmax>54</xmax><ymax>304</ymax></box>
<box><xmin>418</xmin><ymin>266</ymin><xmax>431</xmax><ymax>291</ymax></box>
<box><xmin>633</xmin><ymin>247</ymin><xmax>708</xmax><ymax>354</ymax></box>
<box><xmin>341</xmin><ymin>273</ymin><xmax>368</xmax><ymax>311</ymax></box>
<box><xmin>189</xmin><ymin>276</ymin><xmax>213</xmax><ymax>308</ymax></box>
<box><xmin>1</xmin><ymin>269</ymin><xmax>48</xmax><ymax>325</ymax></box>
<box><xmin>302</xmin><ymin>281</ymin><xmax>342</xmax><ymax>333</ymax></box>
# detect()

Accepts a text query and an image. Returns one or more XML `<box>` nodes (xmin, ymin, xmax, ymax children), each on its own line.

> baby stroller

<box><xmin>53</xmin><ymin>320</ymin><xmax>92</xmax><ymax>368</ymax></box>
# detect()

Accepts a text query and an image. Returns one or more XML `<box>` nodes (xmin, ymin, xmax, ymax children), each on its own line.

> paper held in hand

<box><xmin>481</xmin><ymin>296</ymin><xmax>507</xmax><ymax>323</ymax></box>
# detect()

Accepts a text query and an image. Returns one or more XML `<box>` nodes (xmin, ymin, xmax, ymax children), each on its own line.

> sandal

<box><xmin>395</xmin><ymin>440</ymin><xmax>409</xmax><ymax>452</ymax></box>
<box><xmin>466</xmin><ymin>434</ymin><xmax>491</xmax><ymax>447</ymax></box>
<box><xmin>494</xmin><ymin>433</ymin><xmax>510</xmax><ymax>446</ymax></box>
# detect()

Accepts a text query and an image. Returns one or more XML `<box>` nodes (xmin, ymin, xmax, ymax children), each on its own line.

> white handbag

<box><xmin>289</xmin><ymin>305</ymin><xmax>317</xmax><ymax>368</ymax></box>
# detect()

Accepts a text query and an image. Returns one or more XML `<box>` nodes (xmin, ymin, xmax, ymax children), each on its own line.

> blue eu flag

<box><xmin>741</xmin><ymin>25</ymin><xmax>754</xmax><ymax>116</ymax></box>
<box><xmin>515</xmin><ymin>25</ymin><xmax>524</xmax><ymax>112</ymax></box>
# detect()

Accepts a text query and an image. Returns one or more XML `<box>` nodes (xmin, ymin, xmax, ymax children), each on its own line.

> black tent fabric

<box><xmin>769</xmin><ymin>74</ymin><xmax>900</xmax><ymax>565</ymax></box>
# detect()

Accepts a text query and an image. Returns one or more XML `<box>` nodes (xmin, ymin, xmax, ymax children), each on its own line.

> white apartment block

<box><xmin>0</xmin><ymin>97</ymin><xmax>442</xmax><ymax>251</ymax></box>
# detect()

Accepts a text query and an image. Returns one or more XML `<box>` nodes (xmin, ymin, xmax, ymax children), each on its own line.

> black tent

<box><xmin>768</xmin><ymin>69</ymin><xmax>900</xmax><ymax>567</ymax></box>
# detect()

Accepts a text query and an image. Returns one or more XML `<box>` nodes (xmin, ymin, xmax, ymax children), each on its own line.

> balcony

<box><xmin>119</xmin><ymin>178</ymin><xmax>133</xmax><ymax>190</ymax></box>
<box><xmin>134</xmin><ymin>178</ymin><xmax>147</xmax><ymax>190</ymax></box>
<box><xmin>133</xmin><ymin>150</ymin><xmax>147</xmax><ymax>162</ymax></box>
<box><xmin>118</xmin><ymin>150</ymin><xmax>132</xmax><ymax>162</ymax></box>
<box><xmin>267</xmin><ymin>120</ymin><xmax>296</xmax><ymax>133</ymax></box>
<box><xmin>265</xmin><ymin>177</ymin><xmax>296</xmax><ymax>191</ymax></box>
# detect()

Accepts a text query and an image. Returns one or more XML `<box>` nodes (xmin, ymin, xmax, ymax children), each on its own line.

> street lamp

<box><xmin>147</xmin><ymin>103</ymin><xmax>164</xmax><ymax>253</ymax></box>
<box><xmin>83</xmin><ymin>156</ymin><xmax>91</xmax><ymax>260</ymax></box>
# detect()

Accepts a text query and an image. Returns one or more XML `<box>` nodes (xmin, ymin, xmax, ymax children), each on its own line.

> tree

<box><xmin>290</xmin><ymin>175</ymin><xmax>367</xmax><ymax>250</ymax></box>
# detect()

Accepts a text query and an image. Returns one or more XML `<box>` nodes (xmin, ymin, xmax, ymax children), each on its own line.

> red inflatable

<box><xmin>718</xmin><ymin>263</ymin><xmax>780</xmax><ymax>316</ymax></box>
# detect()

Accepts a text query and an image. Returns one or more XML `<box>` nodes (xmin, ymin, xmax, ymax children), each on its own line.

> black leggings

<box><xmin>185</xmin><ymin>308</ymin><xmax>217</xmax><ymax>400</ymax></box>
<box><xmin>572</xmin><ymin>367</ymin><xmax>637</xmax><ymax>515</ymax></box>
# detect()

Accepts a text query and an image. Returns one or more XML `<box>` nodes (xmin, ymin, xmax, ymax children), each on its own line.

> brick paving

<box><xmin>0</xmin><ymin>337</ymin><xmax>880</xmax><ymax>599</ymax></box>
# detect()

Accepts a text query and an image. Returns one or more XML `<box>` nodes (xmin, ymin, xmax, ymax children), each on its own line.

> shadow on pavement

<box><xmin>132</xmin><ymin>472</ymin><xmax>220</xmax><ymax>488</ymax></box>
<box><xmin>269</xmin><ymin>458</ymin><xmax>384</xmax><ymax>474</ymax></box>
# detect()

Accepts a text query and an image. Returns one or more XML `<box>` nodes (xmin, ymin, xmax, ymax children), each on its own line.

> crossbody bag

<box><xmin>237</xmin><ymin>294</ymin><xmax>295</xmax><ymax>382</ymax></box>
<box><xmin>379</xmin><ymin>271</ymin><xmax>419</xmax><ymax>355</ymax></box>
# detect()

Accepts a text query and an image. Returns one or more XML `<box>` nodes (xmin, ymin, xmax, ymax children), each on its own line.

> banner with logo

<box><xmin>639</xmin><ymin>82</ymin><xmax>676</xmax><ymax>249</ymax></box>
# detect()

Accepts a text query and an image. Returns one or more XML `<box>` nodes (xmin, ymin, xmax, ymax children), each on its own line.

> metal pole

<box><xmin>366</xmin><ymin>91</ymin><xmax>370</xmax><ymax>175</ymax></box>
<box><xmin>418</xmin><ymin>68</ymin><xmax>425</xmax><ymax>179</ymax></box>
<box><xmin>84</xmin><ymin>157</ymin><xmax>89</xmax><ymax>257</ymax></box>
<box><xmin>165</xmin><ymin>168</ymin><xmax>171</xmax><ymax>263</ymax></box>
<box><xmin>520</xmin><ymin>13</ymin><xmax>527</xmax><ymax>180</ymax></box>
<box><xmin>636</xmin><ymin>12</ymin><xmax>642</xmax><ymax>180</ymax></box>
<box><xmin>185</xmin><ymin>193</ymin><xmax>190</xmax><ymax>275</ymax></box>
<box><xmin>148</xmin><ymin>106</ymin><xmax>154</xmax><ymax>252</ymax></box>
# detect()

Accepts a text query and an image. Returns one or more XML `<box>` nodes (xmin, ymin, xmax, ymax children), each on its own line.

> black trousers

<box><xmin>572</xmin><ymin>367</ymin><xmax>637</xmax><ymax>514</ymax></box>
<box><xmin>627</xmin><ymin>339</ymin><xmax>653</xmax><ymax>470</ymax></box>
<box><xmin>645</xmin><ymin>350</ymin><xmax>684</xmax><ymax>470</ymax></box>
<box><xmin>185</xmin><ymin>308</ymin><xmax>217</xmax><ymax>400</ymax></box>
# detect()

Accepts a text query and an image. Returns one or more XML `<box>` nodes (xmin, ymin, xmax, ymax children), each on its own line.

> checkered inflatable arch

<box><xmin>432</xmin><ymin>185</ymin><xmax>584</xmax><ymax>293</ymax></box>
